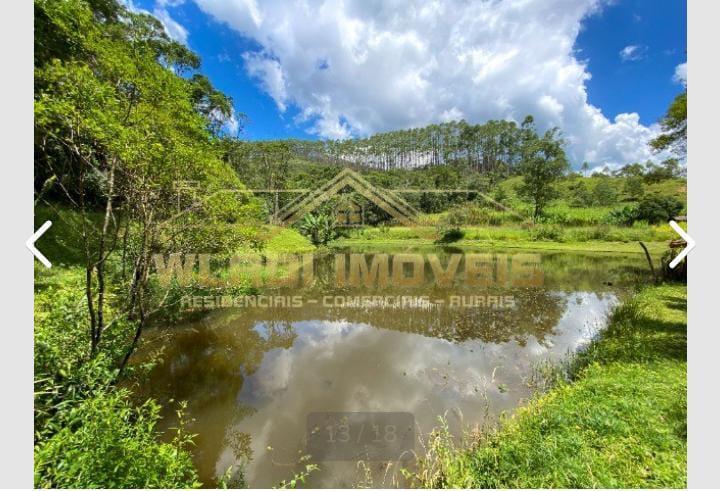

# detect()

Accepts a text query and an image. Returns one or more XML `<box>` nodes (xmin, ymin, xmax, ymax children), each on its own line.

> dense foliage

<box><xmin>33</xmin><ymin>0</ymin><xmax>261</xmax><ymax>486</ymax></box>
<box><xmin>608</xmin><ymin>194</ymin><xmax>684</xmax><ymax>226</ymax></box>
<box><xmin>227</xmin><ymin>115</ymin><xmax>685</xmax><ymax>225</ymax></box>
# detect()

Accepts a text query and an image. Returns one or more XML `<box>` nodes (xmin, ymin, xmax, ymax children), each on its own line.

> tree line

<box><xmin>281</xmin><ymin>116</ymin><xmax>540</xmax><ymax>174</ymax></box>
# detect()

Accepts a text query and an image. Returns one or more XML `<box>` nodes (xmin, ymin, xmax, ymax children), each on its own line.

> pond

<box><xmin>135</xmin><ymin>246</ymin><xmax>649</xmax><ymax>488</ymax></box>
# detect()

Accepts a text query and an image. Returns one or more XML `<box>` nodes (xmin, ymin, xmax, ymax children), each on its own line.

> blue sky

<box><xmin>575</xmin><ymin>0</ymin><xmax>686</xmax><ymax>126</ymax></box>
<box><xmin>133</xmin><ymin>0</ymin><xmax>686</xmax><ymax>167</ymax></box>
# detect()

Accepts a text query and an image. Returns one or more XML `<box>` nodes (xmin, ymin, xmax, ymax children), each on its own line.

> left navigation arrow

<box><xmin>27</xmin><ymin>220</ymin><xmax>52</xmax><ymax>268</ymax></box>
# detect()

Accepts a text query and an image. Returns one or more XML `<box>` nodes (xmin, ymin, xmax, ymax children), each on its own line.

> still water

<box><xmin>135</xmin><ymin>247</ymin><xmax>647</xmax><ymax>487</ymax></box>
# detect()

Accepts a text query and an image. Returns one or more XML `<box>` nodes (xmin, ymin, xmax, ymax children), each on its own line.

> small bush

<box><xmin>569</xmin><ymin>182</ymin><xmax>594</xmax><ymax>207</ymax></box>
<box><xmin>297</xmin><ymin>213</ymin><xmax>339</xmax><ymax>246</ymax></box>
<box><xmin>34</xmin><ymin>391</ymin><xmax>200</xmax><ymax>489</ymax></box>
<box><xmin>493</xmin><ymin>186</ymin><xmax>509</xmax><ymax>205</ymax></box>
<box><xmin>606</xmin><ymin>205</ymin><xmax>640</xmax><ymax>226</ymax></box>
<box><xmin>436</xmin><ymin>227</ymin><xmax>465</xmax><ymax>243</ymax></box>
<box><xmin>530</xmin><ymin>224</ymin><xmax>565</xmax><ymax>241</ymax></box>
<box><xmin>444</xmin><ymin>207</ymin><xmax>490</xmax><ymax>226</ymax></box>
<box><xmin>605</xmin><ymin>194</ymin><xmax>683</xmax><ymax>226</ymax></box>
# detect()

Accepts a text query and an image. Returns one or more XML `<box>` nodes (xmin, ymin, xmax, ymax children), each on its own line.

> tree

<box><xmin>225</xmin><ymin>140</ymin><xmax>292</xmax><ymax>222</ymax></box>
<box><xmin>614</xmin><ymin>163</ymin><xmax>645</xmax><ymax>178</ymax></box>
<box><xmin>517</xmin><ymin>128</ymin><xmax>569</xmax><ymax>219</ymax></box>
<box><xmin>569</xmin><ymin>181</ymin><xmax>593</xmax><ymax>207</ymax></box>
<box><xmin>623</xmin><ymin>176</ymin><xmax>645</xmax><ymax>200</ymax></box>
<box><xmin>581</xmin><ymin>161</ymin><xmax>590</xmax><ymax>177</ymax></box>
<box><xmin>188</xmin><ymin>74</ymin><xmax>236</xmax><ymax>135</ymax></box>
<box><xmin>649</xmin><ymin>91</ymin><xmax>687</xmax><ymax>158</ymax></box>
<box><xmin>644</xmin><ymin>158</ymin><xmax>684</xmax><ymax>183</ymax></box>
<box><xmin>592</xmin><ymin>179</ymin><xmax>618</xmax><ymax>206</ymax></box>
<box><xmin>34</xmin><ymin>0</ymin><xmax>259</xmax><ymax>379</ymax></box>
<box><xmin>34</xmin><ymin>0</ymin><xmax>262</xmax><ymax>487</ymax></box>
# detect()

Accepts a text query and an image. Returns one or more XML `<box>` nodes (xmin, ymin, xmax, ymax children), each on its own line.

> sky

<box><xmin>129</xmin><ymin>0</ymin><xmax>687</xmax><ymax>169</ymax></box>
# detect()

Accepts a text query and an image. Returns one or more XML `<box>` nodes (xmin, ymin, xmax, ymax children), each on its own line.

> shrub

<box><xmin>569</xmin><ymin>182</ymin><xmax>594</xmax><ymax>207</ymax></box>
<box><xmin>488</xmin><ymin>213</ymin><xmax>505</xmax><ymax>226</ymax></box>
<box><xmin>537</xmin><ymin>209</ymin><xmax>569</xmax><ymax>225</ymax></box>
<box><xmin>636</xmin><ymin>194</ymin><xmax>684</xmax><ymax>224</ymax></box>
<box><xmin>592</xmin><ymin>179</ymin><xmax>618</xmax><ymax>206</ymax></box>
<box><xmin>530</xmin><ymin>224</ymin><xmax>565</xmax><ymax>242</ymax></box>
<box><xmin>297</xmin><ymin>213</ymin><xmax>338</xmax><ymax>246</ymax></box>
<box><xmin>493</xmin><ymin>186</ymin><xmax>508</xmax><ymax>205</ymax></box>
<box><xmin>34</xmin><ymin>268</ymin><xmax>202</xmax><ymax>489</ymax></box>
<box><xmin>605</xmin><ymin>194</ymin><xmax>684</xmax><ymax>226</ymax></box>
<box><xmin>436</xmin><ymin>227</ymin><xmax>465</xmax><ymax>243</ymax></box>
<box><xmin>606</xmin><ymin>205</ymin><xmax>640</xmax><ymax>226</ymax></box>
<box><xmin>34</xmin><ymin>391</ymin><xmax>200</xmax><ymax>489</ymax></box>
<box><xmin>623</xmin><ymin>177</ymin><xmax>645</xmax><ymax>201</ymax></box>
<box><xmin>587</xmin><ymin>224</ymin><xmax>612</xmax><ymax>241</ymax></box>
<box><xmin>443</xmin><ymin>208</ymin><xmax>474</xmax><ymax>226</ymax></box>
<box><xmin>441</xmin><ymin>206</ymin><xmax>517</xmax><ymax>226</ymax></box>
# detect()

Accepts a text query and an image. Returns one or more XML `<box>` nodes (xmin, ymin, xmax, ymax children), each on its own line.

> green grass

<box><xmin>423</xmin><ymin>284</ymin><xmax>687</xmax><ymax>488</ymax></box>
<box><xmin>255</xmin><ymin>226</ymin><xmax>315</xmax><ymax>254</ymax></box>
<box><xmin>337</xmin><ymin>238</ymin><xmax>669</xmax><ymax>255</ymax></box>
<box><xmin>539</xmin><ymin>203</ymin><xmax>622</xmax><ymax>225</ymax></box>
<box><xmin>646</xmin><ymin>179</ymin><xmax>687</xmax><ymax>201</ymax></box>
<box><xmin>336</xmin><ymin>224</ymin><xmax>673</xmax><ymax>255</ymax></box>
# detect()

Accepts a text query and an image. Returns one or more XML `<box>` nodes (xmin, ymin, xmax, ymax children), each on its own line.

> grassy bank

<box><xmin>336</xmin><ymin>237</ymin><xmax>669</xmax><ymax>255</ymax></box>
<box><xmin>418</xmin><ymin>284</ymin><xmax>687</xmax><ymax>488</ymax></box>
<box><xmin>335</xmin><ymin>223</ymin><xmax>672</xmax><ymax>255</ymax></box>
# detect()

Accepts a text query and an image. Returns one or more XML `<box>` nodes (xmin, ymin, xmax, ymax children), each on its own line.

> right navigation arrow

<box><xmin>668</xmin><ymin>220</ymin><xmax>695</xmax><ymax>269</ymax></box>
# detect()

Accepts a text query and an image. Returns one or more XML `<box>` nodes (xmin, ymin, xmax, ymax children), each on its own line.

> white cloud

<box><xmin>153</xmin><ymin>5</ymin><xmax>189</xmax><ymax>44</ymax></box>
<box><xmin>123</xmin><ymin>0</ymin><xmax>189</xmax><ymax>44</ymax></box>
<box><xmin>619</xmin><ymin>44</ymin><xmax>647</xmax><ymax>62</ymax></box>
<box><xmin>220</xmin><ymin>108</ymin><xmax>241</xmax><ymax>135</ymax></box>
<box><xmin>193</xmin><ymin>0</ymin><xmax>665</xmax><ymax>167</ymax></box>
<box><xmin>242</xmin><ymin>52</ymin><xmax>288</xmax><ymax>112</ymax></box>
<box><xmin>673</xmin><ymin>62</ymin><xmax>687</xmax><ymax>86</ymax></box>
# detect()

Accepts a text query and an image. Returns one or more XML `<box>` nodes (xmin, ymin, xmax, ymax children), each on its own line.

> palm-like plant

<box><xmin>298</xmin><ymin>213</ymin><xmax>338</xmax><ymax>246</ymax></box>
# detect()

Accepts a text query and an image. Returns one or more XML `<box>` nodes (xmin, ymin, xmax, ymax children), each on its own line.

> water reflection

<box><xmin>136</xmin><ymin>249</ymin><xmax>646</xmax><ymax>487</ymax></box>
